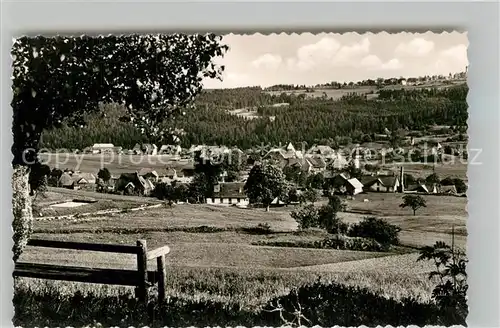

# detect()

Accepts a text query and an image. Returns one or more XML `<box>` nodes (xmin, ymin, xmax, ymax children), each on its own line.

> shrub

<box><xmin>418</xmin><ymin>241</ymin><xmax>468</xmax><ymax>325</ymax></box>
<box><xmin>317</xmin><ymin>205</ymin><xmax>348</xmax><ymax>234</ymax></box>
<box><xmin>348</xmin><ymin>216</ymin><xmax>401</xmax><ymax>246</ymax></box>
<box><xmin>290</xmin><ymin>204</ymin><xmax>319</xmax><ymax>230</ymax></box>
<box><xmin>315</xmin><ymin>236</ymin><xmax>385</xmax><ymax>252</ymax></box>
<box><xmin>242</xmin><ymin>223</ymin><xmax>272</xmax><ymax>235</ymax></box>
<box><xmin>255</xmin><ymin>236</ymin><xmax>386</xmax><ymax>252</ymax></box>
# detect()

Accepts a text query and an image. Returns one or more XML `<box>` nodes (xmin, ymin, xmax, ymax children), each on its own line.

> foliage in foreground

<box><xmin>418</xmin><ymin>240</ymin><xmax>468</xmax><ymax>323</ymax></box>
<box><xmin>262</xmin><ymin>281</ymin><xmax>463</xmax><ymax>327</ymax></box>
<box><xmin>13</xmin><ymin>277</ymin><xmax>463</xmax><ymax>327</ymax></box>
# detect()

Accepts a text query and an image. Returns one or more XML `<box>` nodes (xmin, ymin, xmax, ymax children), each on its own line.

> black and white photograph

<box><xmin>11</xmin><ymin>32</ymin><xmax>469</xmax><ymax>327</ymax></box>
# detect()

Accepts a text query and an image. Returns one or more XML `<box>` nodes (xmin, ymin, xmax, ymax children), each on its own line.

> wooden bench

<box><xmin>13</xmin><ymin>239</ymin><xmax>170</xmax><ymax>302</ymax></box>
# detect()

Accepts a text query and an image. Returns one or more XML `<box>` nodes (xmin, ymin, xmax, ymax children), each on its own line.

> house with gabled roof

<box><xmin>142</xmin><ymin>143</ymin><xmax>158</xmax><ymax>155</ymax></box>
<box><xmin>73</xmin><ymin>172</ymin><xmax>97</xmax><ymax>186</ymax></box>
<box><xmin>329</xmin><ymin>153</ymin><xmax>349</xmax><ymax>170</ymax></box>
<box><xmin>346</xmin><ymin>178</ymin><xmax>364</xmax><ymax>196</ymax></box>
<box><xmin>116</xmin><ymin>172</ymin><xmax>153</xmax><ymax>196</ymax></box>
<box><xmin>326</xmin><ymin>173</ymin><xmax>363</xmax><ymax>195</ymax></box>
<box><xmin>304</xmin><ymin>157</ymin><xmax>327</xmax><ymax>173</ymax></box>
<box><xmin>361</xmin><ymin>175</ymin><xmax>400</xmax><ymax>193</ymax></box>
<box><xmin>407</xmin><ymin>183</ymin><xmax>430</xmax><ymax>193</ymax></box>
<box><xmin>159</xmin><ymin>144</ymin><xmax>182</xmax><ymax>155</ymax></box>
<box><xmin>138</xmin><ymin>168</ymin><xmax>159</xmax><ymax>182</ymax></box>
<box><xmin>58</xmin><ymin>172</ymin><xmax>75</xmax><ymax>189</ymax></box>
<box><xmin>206</xmin><ymin>182</ymin><xmax>249</xmax><ymax>206</ymax></box>
<box><xmin>307</xmin><ymin>145</ymin><xmax>336</xmax><ymax>158</ymax></box>
<box><xmin>91</xmin><ymin>143</ymin><xmax>115</xmax><ymax>154</ymax></box>
<box><xmin>132</xmin><ymin>143</ymin><xmax>143</xmax><ymax>155</ymax></box>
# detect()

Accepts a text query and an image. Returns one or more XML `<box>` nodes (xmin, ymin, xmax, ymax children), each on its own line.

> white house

<box><xmin>91</xmin><ymin>143</ymin><xmax>115</xmax><ymax>154</ymax></box>
<box><xmin>346</xmin><ymin>178</ymin><xmax>364</xmax><ymax>196</ymax></box>
<box><xmin>206</xmin><ymin>182</ymin><xmax>249</xmax><ymax>206</ymax></box>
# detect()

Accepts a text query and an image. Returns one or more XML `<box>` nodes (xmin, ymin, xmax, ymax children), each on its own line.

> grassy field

<box><xmin>18</xmin><ymin>190</ymin><xmax>467</xmax><ymax>310</ymax></box>
<box><xmin>385</xmin><ymin>162</ymin><xmax>468</xmax><ymax>180</ymax></box>
<box><xmin>264</xmin><ymin>81</ymin><xmax>465</xmax><ymax>100</ymax></box>
<box><xmin>343</xmin><ymin>193</ymin><xmax>467</xmax><ymax>249</ymax></box>
<box><xmin>38</xmin><ymin>153</ymin><xmax>192</xmax><ymax>174</ymax></box>
<box><xmin>265</xmin><ymin>87</ymin><xmax>377</xmax><ymax>100</ymax></box>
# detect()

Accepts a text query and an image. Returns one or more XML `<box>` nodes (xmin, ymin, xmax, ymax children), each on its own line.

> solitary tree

<box><xmin>244</xmin><ymin>163</ymin><xmax>287</xmax><ymax>211</ymax></box>
<box><xmin>11</xmin><ymin>34</ymin><xmax>227</xmax><ymax>261</ymax></box>
<box><xmin>400</xmin><ymin>194</ymin><xmax>427</xmax><ymax>216</ymax></box>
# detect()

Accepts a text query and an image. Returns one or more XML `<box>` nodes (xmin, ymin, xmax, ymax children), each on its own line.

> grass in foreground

<box><xmin>15</xmin><ymin>262</ymin><xmax>436</xmax><ymax>310</ymax></box>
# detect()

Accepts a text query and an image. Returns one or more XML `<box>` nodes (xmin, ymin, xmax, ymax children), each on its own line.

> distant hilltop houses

<box><xmin>264</xmin><ymin>69</ymin><xmax>468</xmax><ymax>91</ymax></box>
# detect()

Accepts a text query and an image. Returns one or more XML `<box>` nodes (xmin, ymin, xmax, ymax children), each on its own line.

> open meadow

<box><xmin>38</xmin><ymin>153</ymin><xmax>192</xmax><ymax>174</ymax></box>
<box><xmin>19</xmin><ymin>189</ymin><xmax>466</xmax><ymax>311</ymax></box>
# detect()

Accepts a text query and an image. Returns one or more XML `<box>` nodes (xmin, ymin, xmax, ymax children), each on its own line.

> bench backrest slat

<box><xmin>27</xmin><ymin>239</ymin><xmax>141</xmax><ymax>254</ymax></box>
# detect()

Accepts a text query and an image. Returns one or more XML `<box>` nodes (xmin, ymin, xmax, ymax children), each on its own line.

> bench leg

<box><xmin>157</xmin><ymin>255</ymin><xmax>166</xmax><ymax>302</ymax></box>
<box><xmin>136</xmin><ymin>240</ymin><xmax>148</xmax><ymax>302</ymax></box>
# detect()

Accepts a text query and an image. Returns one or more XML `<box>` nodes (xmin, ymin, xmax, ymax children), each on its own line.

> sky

<box><xmin>202</xmin><ymin>32</ymin><xmax>468</xmax><ymax>89</ymax></box>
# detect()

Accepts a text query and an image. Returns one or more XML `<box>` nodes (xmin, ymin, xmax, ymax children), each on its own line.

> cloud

<box><xmin>360</xmin><ymin>54</ymin><xmax>383</xmax><ymax>68</ymax></box>
<box><xmin>433</xmin><ymin>44</ymin><xmax>468</xmax><ymax>74</ymax></box>
<box><xmin>333</xmin><ymin>38</ymin><xmax>370</xmax><ymax>65</ymax></box>
<box><xmin>381</xmin><ymin>58</ymin><xmax>403</xmax><ymax>70</ymax></box>
<box><xmin>288</xmin><ymin>37</ymin><xmax>371</xmax><ymax>71</ymax></box>
<box><xmin>360</xmin><ymin>55</ymin><xmax>403</xmax><ymax>70</ymax></box>
<box><xmin>395</xmin><ymin>38</ymin><xmax>435</xmax><ymax>56</ymax></box>
<box><xmin>440</xmin><ymin>44</ymin><xmax>468</xmax><ymax>65</ymax></box>
<box><xmin>251</xmin><ymin>53</ymin><xmax>283</xmax><ymax>70</ymax></box>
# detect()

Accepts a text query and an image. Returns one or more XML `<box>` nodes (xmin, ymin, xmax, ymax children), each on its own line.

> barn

<box><xmin>361</xmin><ymin>176</ymin><xmax>400</xmax><ymax>193</ymax></box>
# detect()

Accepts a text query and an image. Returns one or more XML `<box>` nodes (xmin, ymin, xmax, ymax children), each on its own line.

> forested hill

<box><xmin>40</xmin><ymin>84</ymin><xmax>468</xmax><ymax>150</ymax></box>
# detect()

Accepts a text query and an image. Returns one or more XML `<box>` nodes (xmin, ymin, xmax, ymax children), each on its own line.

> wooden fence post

<box><xmin>136</xmin><ymin>239</ymin><xmax>148</xmax><ymax>302</ymax></box>
<box><xmin>157</xmin><ymin>254</ymin><xmax>166</xmax><ymax>302</ymax></box>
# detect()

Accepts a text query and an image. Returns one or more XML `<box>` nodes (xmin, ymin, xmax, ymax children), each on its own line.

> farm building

<box><xmin>361</xmin><ymin>175</ymin><xmax>400</xmax><ymax>193</ymax></box>
<box><xmin>263</xmin><ymin>149</ymin><xmax>297</xmax><ymax>168</ymax></box>
<box><xmin>327</xmin><ymin>173</ymin><xmax>364</xmax><ymax>196</ymax></box>
<box><xmin>91</xmin><ymin>143</ymin><xmax>115</xmax><ymax>154</ymax></box>
<box><xmin>306</xmin><ymin>145</ymin><xmax>335</xmax><ymax>158</ymax></box>
<box><xmin>58</xmin><ymin>172</ymin><xmax>76</xmax><ymax>189</ymax></box>
<box><xmin>138</xmin><ymin>168</ymin><xmax>159</xmax><ymax>182</ymax></box>
<box><xmin>206</xmin><ymin>182</ymin><xmax>249</xmax><ymax>206</ymax></box>
<box><xmin>142</xmin><ymin>144</ymin><xmax>158</xmax><ymax>155</ymax></box>
<box><xmin>159</xmin><ymin>145</ymin><xmax>182</xmax><ymax>155</ymax></box>
<box><xmin>73</xmin><ymin>172</ymin><xmax>97</xmax><ymax>185</ymax></box>
<box><xmin>162</xmin><ymin>168</ymin><xmax>178</xmax><ymax>179</ymax></box>
<box><xmin>304</xmin><ymin>157</ymin><xmax>327</xmax><ymax>173</ymax></box>
<box><xmin>132</xmin><ymin>144</ymin><xmax>143</xmax><ymax>155</ymax></box>
<box><xmin>406</xmin><ymin>183</ymin><xmax>433</xmax><ymax>193</ymax></box>
<box><xmin>346</xmin><ymin>178</ymin><xmax>364</xmax><ymax>196</ymax></box>
<box><xmin>329</xmin><ymin>153</ymin><xmax>349</xmax><ymax>170</ymax></box>
<box><xmin>116</xmin><ymin>172</ymin><xmax>153</xmax><ymax>196</ymax></box>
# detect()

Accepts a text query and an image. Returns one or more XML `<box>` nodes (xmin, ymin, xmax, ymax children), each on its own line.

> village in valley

<box><xmin>45</xmin><ymin>135</ymin><xmax>465</xmax><ymax>207</ymax></box>
<box><xmin>12</xmin><ymin>33</ymin><xmax>469</xmax><ymax>327</ymax></box>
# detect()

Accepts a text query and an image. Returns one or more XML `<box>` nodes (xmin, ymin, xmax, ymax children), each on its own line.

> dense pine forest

<box><xmin>40</xmin><ymin>84</ymin><xmax>468</xmax><ymax>150</ymax></box>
